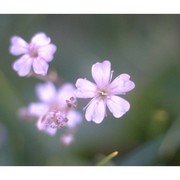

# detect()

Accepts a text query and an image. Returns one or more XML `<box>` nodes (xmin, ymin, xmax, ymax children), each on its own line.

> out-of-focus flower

<box><xmin>75</xmin><ymin>60</ymin><xmax>135</xmax><ymax>124</ymax></box>
<box><xmin>27</xmin><ymin>82</ymin><xmax>82</xmax><ymax>136</ymax></box>
<box><xmin>60</xmin><ymin>133</ymin><xmax>75</xmax><ymax>146</ymax></box>
<box><xmin>9</xmin><ymin>32</ymin><xmax>57</xmax><ymax>76</ymax></box>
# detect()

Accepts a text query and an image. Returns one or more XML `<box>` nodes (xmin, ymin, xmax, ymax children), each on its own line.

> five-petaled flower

<box><xmin>27</xmin><ymin>81</ymin><xmax>82</xmax><ymax>136</ymax></box>
<box><xmin>75</xmin><ymin>60</ymin><xmax>135</xmax><ymax>124</ymax></box>
<box><xmin>9</xmin><ymin>32</ymin><xmax>57</xmax><ymax>76</ymax></box>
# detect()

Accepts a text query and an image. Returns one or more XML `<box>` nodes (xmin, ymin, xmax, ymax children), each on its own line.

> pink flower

<box><xmin>28</xmin><ymin>81</ymin><xmax>82</xmax><ymax>136</ymax></box>
<box><xmin>75</xmin><ymin>60</ymin><xmax>135</xmax><ymax>124</ymax></box>
<box><xmin>9</xmin><ymin>32</ymin><xmax>57</xmax><ymax>76</ymax></box>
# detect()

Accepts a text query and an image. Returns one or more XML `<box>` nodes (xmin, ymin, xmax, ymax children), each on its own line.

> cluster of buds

<box><xmin>39</xmin><ymin>110</ymin><xmax>68</xmax><ymax>129</ymax></box>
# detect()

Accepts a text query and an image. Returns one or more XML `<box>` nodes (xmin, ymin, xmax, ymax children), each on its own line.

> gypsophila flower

<box><xmin>9</xmin><ymin>32</ymin><xmax>57</xmax><ymax>76</ymax></box>
<box><xmin>27</xmin><ymin>81</ymin><xmax>82</xmax><ymax>136</ymax></box>
<box><xmin>75</xmin><ymin>60</ymin><xmax>135</xmax><ymax>124</ymax></box>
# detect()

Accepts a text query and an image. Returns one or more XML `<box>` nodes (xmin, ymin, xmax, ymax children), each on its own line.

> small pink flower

<box><xmin>27</xmin><ymin>81</ymin><xmax>82</xmax><ymax>135</ymax></box>
<box><xmin>9</xmin><ymin>32</ymin><xmax>57</xmax><ymax>76</ymax></box>
<box><xmin>75</xmin><ymin>60</ymin><xmax>135</xmax><ymax>124</ymax></box>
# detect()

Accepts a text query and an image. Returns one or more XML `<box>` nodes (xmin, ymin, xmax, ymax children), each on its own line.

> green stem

<box><xmin>96</xmin><ymin>151</ymin><xmax>119</xmax><ymax>166</ymax></box>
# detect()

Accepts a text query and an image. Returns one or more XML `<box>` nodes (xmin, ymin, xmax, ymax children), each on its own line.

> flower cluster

<box><xmin>10</xmin><ymin>32</ymin><xmax>135</xmax><ymax>146</ymax></box>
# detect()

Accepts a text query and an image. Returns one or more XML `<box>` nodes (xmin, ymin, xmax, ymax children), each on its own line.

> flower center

<box><xmin>40</xmin><ymin>105</ymin><xmax>69</xmax><ymax>129</ymax></box>
<box><xmin>48</xmin><ymin>111</ymin><xmax>68</xmax><ymax>128</ymax></box>
<box><xmin>97</xmin><ymin>87</ymin><xmax>110</xmax><ymax>99</ymax></box>
<box><xmin>29</xmin><ymin>45</ymin><xmax>39</xmax><ymax>58</ymax></box>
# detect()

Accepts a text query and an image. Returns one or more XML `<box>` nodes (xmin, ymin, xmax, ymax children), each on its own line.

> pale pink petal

<box><xmin>31</xmin><ymin>32</ymin><xmax>51</xmax><ymax>47</ymax></box>
<box><xmin>92</xmin><ymin>60</ymin><xmax>111</xmax><ymax>86</ymax></box>
<box><xmin>110</xmin><ymin>73</ymin><xmax>135</xmax><ymax>94</ymax></box>
<box><xmin>57</xmin><ymin>83</ymin><xmax>76</xmax><ymax>107</ymax></box>
<box><xmin>44</xmin><ymin>127</ymin><xmax>57</xmax><ymax>136</ymax></box>
<box><xmin>75</xmin><ymin>78</ymin><xmax>96</xmax><ymax>98</ymax></box>
<box><xmin>28</xmin><ymin>102</ymin><xmax>49</xmax><ymax>117</ymax></box>
<box><xmin>58</xmin><ymin>83</ymin><xmax>75</xmax><ymax>99</ymax></box>
<box><xmin>33</xmin><ymin>58</ymin><xmax>48</xmax><ymax>75</ymax></box>
<box><xmin>67</xmin><ymin>110</ymin><xmax>82</xmax><ymax>128</ymax></box>
<box><xmin>36</xmin><ymin>119</ymin><xmax>57</xmax><ymax>136</ymax></box>
<box><xmin>106</xmin><ymin>95</ymin><xmax>130</xmax><ymax>118</ymax></box>
<box><xmin>9</xmin><ymin>36</ymin><xmax>28</xmax><ymax>55</ymax></box>
<box><xmin>85</xmin><ymin>98</ymin><xmax>106</xmax><ymax>123</ymax></box>
<box><xmin>38</xmin><ymin>44</ymin><xmax>57</xmax><ymax>62</ymax></box>
<box><xmin>12</xmin><ymin>55</ymin><xmax>32</xmax><ymax>76</ymax></box>
<box><xmin>36</xmin><ymin>82</ymin><xmax>56</xmax><ymax>103</ymax></box>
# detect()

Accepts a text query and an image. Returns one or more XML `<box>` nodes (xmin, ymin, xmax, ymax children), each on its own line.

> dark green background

<box><xmin>0</xmin><ymin>15</ymin><xmax>180</xmax><ymax>165</ymax></box>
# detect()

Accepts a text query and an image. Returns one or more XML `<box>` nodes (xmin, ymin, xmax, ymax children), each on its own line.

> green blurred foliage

<box><xmin>0</xmin><ymin>15</ymin><xmax>180</xmax><ymax>165</ymax></box>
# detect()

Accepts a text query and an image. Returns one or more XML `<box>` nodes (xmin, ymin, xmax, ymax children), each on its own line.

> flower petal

<box><xmin>36</xmin><ymin>118</ymin><xmax>57</xmax><ymax>136</ymax></box>
<box><xmin>57</xmin><ymin>83</ymin><xmax>76</xmax><ymax>107</ymax></box>
<box><xmin>9</xmin><ymin>36</ymin><xmax>28</xmax><ymax>55</ymax></box>
<box><xmin>31</xmin><ymin>32</ymin><xmax>51</xmax><ymax>47</ymax></box>
<box><xmin>110</xmin><ymin>73</ymin><xmax>135</xmax><ymax>94</ymax></box>
<box><xmin>67</xmin><ymin>110</ymin><xmax>82</xmax><ymax>128</ymax></box>
<box><xmin>12</xmin><ymin>55</ymin><xmax>32</xmax><ymax>76</ymax></box>
<box><xmin>85</xmin><ymin>98</ymin><xmax>106</xmax><ymax>124</ymax></box>
<box><xmin>38</xmin><ymin>44</ymin><xmax>57</xmax><ymax>62</ymax></box>
<box><xmin>75</xmin><ymin>78</ymin><xmax>96</xmax><ymax>98</ymax></box>
<box><xmin>92</xmin><ymin>60</ymin><xmax>111</xmax><ymax>86</ymax></box>
<box><xmin>44</xmin><ymin>127</ymin><xmax>57</xmax><ymax>136</ymax></box>
<box><xmin>36</xmin><ymin>82</ymin><xmax>56</xmax><ymax>103</ymax></box>
<box><xmin>106</xmin><ymin>95</ymin><xmax>130</xmax><ymax>118</ymax></box>
<box><xmin>33</xmin><ymin>58</ymin><xmax>48</xmax><ymax>75</ymax></box>
<box><xmin>28</xmin><ymin>102</ymin><xmax>48</xmax><ymax>117</ymax></box>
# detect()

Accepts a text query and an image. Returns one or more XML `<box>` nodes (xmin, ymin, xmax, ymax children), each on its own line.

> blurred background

<box><xmin>0</xmin><ymin>14</ymin><xmax>180</xmax><ymax>166</ymax></box>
